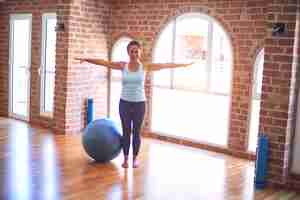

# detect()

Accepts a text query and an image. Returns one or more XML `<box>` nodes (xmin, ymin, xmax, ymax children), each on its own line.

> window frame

<box><xmin>252</xmin><ymin>49</ymin><xmax>264</xmax><ymax>100</ymax></box>
<box><xmin>152</xmin><ymin>12</ymin><xmax>233</xmax><ymax>96</ymax></box>
<box><xmin>40</xmin><ymin>13</ymin><xmax>57</xmax><ymax>118</ymax></box>
<box><xmin>151</xmin><ymin>12</ymin><xmax>233</xmax><ymax>146</ymax></box>
<box><xmin>108</xmin><ymin>36</ymin><xmax>132</xmax><ymax>118</ymax></box>
<box><xmin>248</xmin><ymin>48</ymin><xmax>264</xmax><ymax>152</ymax></box>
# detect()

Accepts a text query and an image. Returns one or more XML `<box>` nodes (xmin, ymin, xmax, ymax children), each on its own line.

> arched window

<box><xmin>248</xmin><ymin>49</ymin><xmax>264</xmax><ymax>152</ymax></box>
<box><xmin>109</xmin><ymin>37</ymin><xmax>131</xmax><ymax>125</ymax></box>
<box><xmin>152</xmin><ymin>13</ymin><xmax>233</xmax><ymax>146</ymax></box>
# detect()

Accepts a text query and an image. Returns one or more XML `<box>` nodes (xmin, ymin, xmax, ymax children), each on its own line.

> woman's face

<box><xmin>128</xmin><ymin>45</ymin><xmax>141</xmax><ymax>61</ymax></box>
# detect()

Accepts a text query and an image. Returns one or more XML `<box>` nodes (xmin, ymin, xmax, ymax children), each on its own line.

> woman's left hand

<box><xmin>183</xmin><ymin>62</ymin><xmax>194</xmax><ymax>68</ymax></box>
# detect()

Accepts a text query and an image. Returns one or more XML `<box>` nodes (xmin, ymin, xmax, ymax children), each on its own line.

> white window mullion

<box><xmin>207</xmin><ymin>20</ymin><xmax>214</xmax><ymax>93</ymax></box>
<box><xmin>170</xmin><ymin>19</ymin><xmax>177</xmax><ymax>90</ymax></box>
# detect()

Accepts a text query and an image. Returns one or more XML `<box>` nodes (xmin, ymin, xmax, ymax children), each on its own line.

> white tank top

<box><xmin>121</xmin><ymin>64</ymin><xmax>146</xmax><ymax>102</ymax></box>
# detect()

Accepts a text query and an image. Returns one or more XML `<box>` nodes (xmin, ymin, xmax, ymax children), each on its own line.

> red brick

<box><xmin>0</xmin><ymin>0</ymin><xmax>299</xmax><ymax>189</ymax></box>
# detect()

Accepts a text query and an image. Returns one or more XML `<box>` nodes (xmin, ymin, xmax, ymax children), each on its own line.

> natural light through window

<box><xmin>110</xmin><ymin>37</ymin><xmax>131</xmax><ymax>126</ymax></box>
<box><xmin>40</xmin><ymin>13</ymin><xmax>56</xmax><ymax>117</ymax></box>
<box><xmin>9</xmin><ymin>14</ymin><xmax>32</xmax><ymax>120</ymax></box>
<box><xmin>248</xmin><ymin>49</ymin><xmax>264</xmax><ymax>152</ymax></box>
<box><xmin>152</xmin><ymin>13</ymin><xmax>232</xmax><ymax>146</ymax></box>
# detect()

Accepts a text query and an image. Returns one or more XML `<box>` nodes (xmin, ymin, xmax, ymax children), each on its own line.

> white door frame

<box><xmin>8</xmin><ymin>14</ymin><xmax>32</xmax><ymax>121</ymax></box>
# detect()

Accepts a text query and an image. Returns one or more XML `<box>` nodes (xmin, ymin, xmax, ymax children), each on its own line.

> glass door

<box><xmin>40</xmin><ymin>13</ymin><xmax>57</xmax><ymax>117</ymax></box>
<box><xmin>9</xmin><ymin>14</ymin><xmax>32</xmax><ymax>121</ymax></box>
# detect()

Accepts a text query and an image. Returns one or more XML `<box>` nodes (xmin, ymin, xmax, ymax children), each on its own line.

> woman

<box><xmin>76</xmin><ymin>40</ymin><xmax>193</xmax><ymax>168</ymax></box>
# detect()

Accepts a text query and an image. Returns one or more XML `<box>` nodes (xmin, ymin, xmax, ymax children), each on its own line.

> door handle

<box><xmin>19</xmin><ymin>66</ymin><xmax>31</xmax><ymax>74</ymax></box>
<box><xmin>38</xmin><ymin>66</ymin><xmax>55</xmax><ymax>76</ymax></box>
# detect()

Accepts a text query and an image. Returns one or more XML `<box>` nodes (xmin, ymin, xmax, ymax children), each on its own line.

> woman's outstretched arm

<box><xmin>144</xmin><ymin>62</ymin><xmax>194</xmax><ymax>71</ymax></box>
<box><xmin>75</xmin><ymin>58</ymin><xmax>125</xmax><ymax>70</ymax></box>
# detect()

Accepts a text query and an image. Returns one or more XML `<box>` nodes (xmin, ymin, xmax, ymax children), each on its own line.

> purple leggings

<box><xmin>119</xmin><ymin>99</ymin><xmax>145</xmax><ymax>156</ymax></box>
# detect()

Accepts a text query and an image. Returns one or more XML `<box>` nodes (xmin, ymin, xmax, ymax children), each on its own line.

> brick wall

<box><xmin>109</xmin><ymin>0</ymin><xmax>300</xmax><ymax>189</ymax></box>
<box><xmin>261</xmin><ymin>0</ymin><xmax>299</xmax><ymax>187</ymax></box>
<box><xmin>0</xmin><ymin>0</ymin><xmax>300</xmax><ymax>189</ymax></box>
<box><xmin>110</xmin><ymin>0</ymin><xmax>267</xmax><ymax>155</ymax></box>
<box><xmin>289</xmin><ymin>3</ymin><xmax>300</xmax><ymax>189</ymax></box>
<box><xmin>53</xmin><ymin>0</ymin><xmax>111</xmax><ymax>134</ymax></box>
<box><xmin>0</xmin><ymin>5</ymin><xmax>8</xmax><ymax>117</ymax></box>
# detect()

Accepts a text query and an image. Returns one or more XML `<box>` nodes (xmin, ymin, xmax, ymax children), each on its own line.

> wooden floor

<box><xmin>0</xmin><ymin>118</ymin><xmax>299</xmax><ymax>200</ymax></box>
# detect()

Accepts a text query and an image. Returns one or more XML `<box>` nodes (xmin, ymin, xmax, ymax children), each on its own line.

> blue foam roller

<box><xmin>255</xmin><ymin>134</ymin><xmax>269</xmax><ymax>189</ymax></box>
<box><xmin>87</xmin><ymin>98</ymin><xmax>94</xmax><ymax>124</ymax></box>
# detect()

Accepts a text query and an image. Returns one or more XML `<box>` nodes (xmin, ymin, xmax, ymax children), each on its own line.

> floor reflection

<box><xmin>41</xmin><ymin>135</ymin><xmax>60</xmax><ymax>200</ymax></box>
<box><xmin>0</xmin><ymin>118</ymin><xmax>299</xmax><ymax>199</ymax></box>
<box><xmin>2</xmin><ymin>121</ymin><xmax>61</xmax><ymax>200</ymax></box>
<box><xmin>5</xmin><ymin>122</ymin><xmax>32</xmax><ymax>200</ymax></box>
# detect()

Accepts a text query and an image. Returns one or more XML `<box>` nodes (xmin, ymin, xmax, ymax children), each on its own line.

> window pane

<box><xmin>174</xmin><ymin>16</ymin><xmax>208</xmax><ymax>90</ymax></box>
<box><xmin>248</xmin><ymin>49</ymin><xmax>264</xmax><ymax>152</ymax></box>
<box><xmin>153</xmin><ymin>22</ymin><xmax>173</xmax><ymax>87</ymax></box>
<box><xmin>13</xmin><ymin>20</ymin><xmax>30</xmax><ymax>68</ymax></box>
<box><xmin>110</xmin><ymin>37</ymin><xmax>131</xmax><ymax>124</ymax></box>
<box><xmin>111</xmin><ymin>38</ymin><xmax>130</xmax><ymax>62</ymax></box>
<box><xmin>11</xmin><ymin>17</ymin><xmax>31</xmax><ymax>118</ymax></box>
<box><xmin>45</xmin><ymin>72</ymin><xmax>55</xmax><ymax>112</ymax></box>
<box><xmin>44</xmin><ymin>17</ymin><xmax>56</xmax><ymax>113</ymax></box>
<box><xmin>152</xmin><ymin>13</ymin><xmax>232</xmax><ymax>147</ymax></box>
<box><xmin>45</xmin><ymin>18</ymin><xmax>56</xmax><ymax>73</ymax></box>
<box><xmin>110</xmin><ymin>80</ymin><xmax>122</xmax><ymax>124</ymax></box>
<box><xmin>111</xmin><ymin>37</ymin><xmax>131</xmax><ymax>80</ymax></box>
<box><xmin>210</xmin><ymin>23</ymin><xmax>232</xmax><ymax>94</ymax></box>
<box><xmin>41</xmin><ymin>14</ymin><xmax>56</xmax><ymax>115</ymax></box>
<box><xmin>255</xmin><ymin>50</ymin><xmax>264</xmax><ymax>98</ymax></box>
<box><xmin>152</xmin><ymin>88</ymin><xmax>229</xmax><ymax>145</ymax></box>
<box><xmin>248</xmin><ymin>99</ymin><xmax>261</xmax><ymax>152</ymax></box>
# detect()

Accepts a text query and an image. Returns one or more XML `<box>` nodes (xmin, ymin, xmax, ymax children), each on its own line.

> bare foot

<box><xmin>122</xmin><ymin>160</ymin><xmax>129</xmax><ymax>168</ymax></box>
<box><xmin>133</xmin><ymin>159</ymin><xmax>139</xmax><ymax>168</ymax></box>
<box><xmin>122</xmin><ymin>156</ymin><xmax>129</xmax><ymax>168</ymax></box>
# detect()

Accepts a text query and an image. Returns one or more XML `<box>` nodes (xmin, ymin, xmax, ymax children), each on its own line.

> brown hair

<box><xmin>127</xmin><ymin>40</ymin><xmax>141</xmax><ymax>53</ymax></box>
